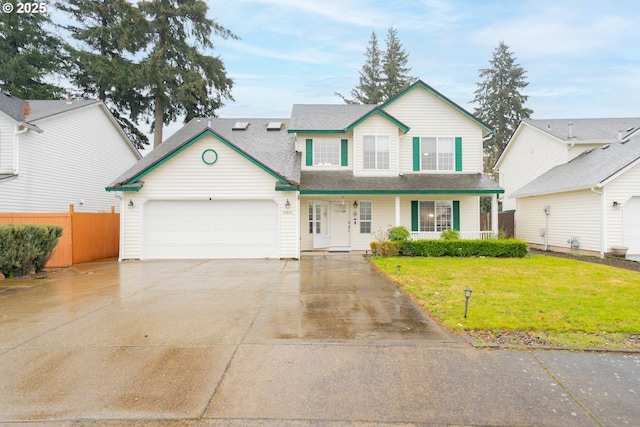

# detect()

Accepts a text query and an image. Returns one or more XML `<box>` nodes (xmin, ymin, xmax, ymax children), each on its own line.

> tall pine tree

<box><xmin>382</xmin><ymin>26</ymin><xmax>413</xmax><ymax>98</ymax></box>
<box><xmin>57</xmin><ymin>0</ymin><xmax>150</xmax><ymax>148</ymax></box>
<box><xmin>0</xmin><ymin>1</ymin><xmax>65</xmax><ymax>99</ymax></box>
<box><xmin>139</xmin><ymin>0</ymin><xmax>237</xmax><ymax>147</ymax></box>
<box><xmin>472</xmin><ymin>41</ymin><xmax>532</xmax><ymax>172</ymax></box>
<box><xmin>339</xmin><ymin>27</ymin><xmax>413</xmax><ymax>104</ymax></box>
<box><xmin>336</xmin><ymin>31</ymin><xmax>383</xmax><ymax>104</ymax></box>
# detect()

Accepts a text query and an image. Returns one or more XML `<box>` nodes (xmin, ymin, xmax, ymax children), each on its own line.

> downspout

<box><xmin>591</xmin><ymin>187</ymin><xmax>605</xmax><ymax>258</ymax></box>
<box><xmin>13</xmin><ymin>125</ymin><xmax>29</xmax><ymax>174</ymax></box>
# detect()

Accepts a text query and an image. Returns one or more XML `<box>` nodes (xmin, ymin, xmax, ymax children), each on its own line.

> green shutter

<box><xmin>411</xmin><ymin>200</ymin><xmax>419</xmax><ymax>231</ymax></box>
<box><xmin>455</xmin><ymin>137</ymin><xmax>462</xmax><ymax>171</ymax></box>
<box><xmin>305</xmin><ymin>139</ymin><xmax>313</xmax><ymax>166</ymax></box>
<box><xmin>341</xmin><ymin>139</ymin><xmax>348</xmax><ymax>166</ymax></box>
<box><xmin>412</xmin><ymin>137</ymin><xmax>420</xmax><ymax>171</ymax></box>
<box><xmin>453</xmin><ymin>200</ymin><xmax>460</xmax><ymax>231</ymax></box>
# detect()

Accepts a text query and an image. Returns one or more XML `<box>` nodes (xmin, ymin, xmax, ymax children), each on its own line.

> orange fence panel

<box><xmin>0</xmin><ymin>205</ymin><xmax>120</xmax><ymax>268</ymax></box>
<box><xmin>0</xmin><ymin>212</ymin><xmax>73</xmax><ymax>268</ymax></box>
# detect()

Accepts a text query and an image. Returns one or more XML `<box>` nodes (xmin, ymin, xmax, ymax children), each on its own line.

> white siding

<box><xmin>120</xmin><ymin>133</ymin><xmax>298</xmax><ymax>260</ymax></box>
<box><xmin>383</xmin><ymin>87</ymin><xmax>485</xmax><ymax>174</ymax></box>
<box><xmin>515</xmin><ymin>190</ymin><xmax>602</xmax><ymax>254</ymax></box>
<box><xmin>0</xmin><ymin>104</ymin><xmax>139</xmax><ymax>213</ymax></box>
<box><xmin>498</xmin><ymin>125</ymin><xmax>569</xmax><ymax>211</ymax></box>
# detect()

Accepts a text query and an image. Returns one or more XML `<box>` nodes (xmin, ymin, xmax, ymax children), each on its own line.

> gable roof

<box><xmin>495</xmin><ymin>117</ymin><xmax>640</xmax><ymax>169</ymax></box>
<box><xmin>511</xmin><ymin>138</ymin><xmax>640</xmax><ymax>198</ymax></box>
<box><xmin>107</xmin><ymin>118</ymin><xmax>300</xmax><ymax>191</ymax></box>
<box><xmin>289</xmin><ymin>104</ymin><xmax>380</xmax><ymax>133</ymax></box>
<box><xmin>27</xmin><ymin>99</ymin><xmax>102</xmax><ymax>121</ymax></box>
<box><xmin>381</xmin><ymin>79</ymin><xmax>493</xmax><ymax>134</ymax></box>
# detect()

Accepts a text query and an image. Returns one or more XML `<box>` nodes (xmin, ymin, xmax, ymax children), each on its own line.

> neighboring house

<box><xmin>106</xmin><ymin>80</ymin><xmax>503</xmax><ymax>260</ymax></box>
<box><xmin>0</xmin><ymin>92</ymin><xmax>141</xmax><ymax>212</ymax></box>
<box><xmin>510</xmin><ymin>138</ymin><xmax>640</xmax><ymax>261</ymax></box>
<box><xmin>495</xmin><ymin>118</ymin><xmax>640</xmax><ymax>212</ymax></box>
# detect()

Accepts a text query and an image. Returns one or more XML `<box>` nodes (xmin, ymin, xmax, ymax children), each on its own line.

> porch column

<box><xmin>492</xmin><ymin>193</ymin><xmax>499</xmax><ymax>237</ymax></box>
<box><xmin>395</xmin><ymin>196</ymin><xmax>400</xmax><ymax>226</ymax></box>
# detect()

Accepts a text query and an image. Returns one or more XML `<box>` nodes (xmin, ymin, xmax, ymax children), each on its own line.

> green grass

<box><xmin>371</xmin><ymin>255</ymin><xmax>640</xmax><ymax>349</ymax></box>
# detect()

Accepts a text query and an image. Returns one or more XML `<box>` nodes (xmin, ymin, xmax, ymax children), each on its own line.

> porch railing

<box><xmin>410</xmin><ymin>231</ymin><xmax>495</xmax><ymax>240</ymax></box>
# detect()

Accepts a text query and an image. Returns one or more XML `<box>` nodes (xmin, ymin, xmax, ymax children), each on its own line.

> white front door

<box><xmin>330</xmin><ymin>201</ymin><xmax>350</xmax><ymax>250</ymax></box>
<box><xmin>624</xmin><ymin>196</ymin><xmax>640</xmax><ymax>259</ymax></box>
<box><xmin>312</xmin><ymin>201</ymin><xmax>330</xmax><ymax>248</ymax></box>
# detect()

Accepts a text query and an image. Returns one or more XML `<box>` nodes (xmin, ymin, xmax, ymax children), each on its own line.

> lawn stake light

<box><xmin>397</xmin><ymin>265</ymin><xmax>401</xmax><ymax>275</ymax></box>
<box><xmin>463</xmin><ymin>288</ymin><xmax>473</xmax><ymax>318</ymax></box>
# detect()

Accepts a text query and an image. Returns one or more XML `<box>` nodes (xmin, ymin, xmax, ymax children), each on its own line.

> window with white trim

<box><xmin>419</xmin><ymin>201</ymin><xmax>452</xmax><ymax>232</ymax></box>
<box><xmin>313</xmin><ymin>139</ymin><xmax>341</xmax><ymax>166</ymax></box>
<box><xmin>363</xmin><ymin>135</ymin><xmax>390</xmax><ymax>169</ymax></box>
<box><xmin>421</xmin><ymin>137</ymin><xmax>454</xmax><ymax>171</ymax></box>
<box><xmin>359</xmin><ymin>201</ymin><xmax>372</xmax><ymax>233</ymax></box>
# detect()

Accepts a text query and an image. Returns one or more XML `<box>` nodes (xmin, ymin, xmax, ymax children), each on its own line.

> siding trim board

<box><xmin>300</xmin><ymin>189</ymin><xmax>503</xmax><ymax>195</ymax></box>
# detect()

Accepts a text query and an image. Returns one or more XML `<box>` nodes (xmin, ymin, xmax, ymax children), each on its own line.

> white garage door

<box><xmin>144</xmin><ymin>200</ymin><xmax>279</xmax><ymax>259</ymax></box>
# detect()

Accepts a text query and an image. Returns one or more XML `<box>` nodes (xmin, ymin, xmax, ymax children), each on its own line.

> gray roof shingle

<box><xmin>289</xmin><ymin>104</ymin><xmax>378</xmax><ymax>131</ymax></box>
<box><xmin>0</xmin><ymin>92</ymin><xmax>28</xmax><ymax>121</ymax></box>
<box><xmin>511</xmin><ymin>138</ymin><xmax>640</xmax><ymax>198</ymax></box>
<box><xmin>108</xmin><ymin>118</ymin><xmax>300</xmax><ymax>189</ymax></box>
<box><xmin>0</xmin><ymin>92</ymin><xmax>101</xmax><ymax>122</ymax></box>
<box><xmin>524</xmin><ymin>117</ymin><xmax>640</xmax><ymax>143</ymax></box>
<box><xmin>300</xmin><ymin>171</ymin><xmax>503</xmax><ymax>194</ymax></box>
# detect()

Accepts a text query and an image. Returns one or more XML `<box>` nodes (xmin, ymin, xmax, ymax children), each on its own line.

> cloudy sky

<box><xmin>204</xmin><ymin>0</ymin><xmax>640</xmax><ymax>122</ymax></box>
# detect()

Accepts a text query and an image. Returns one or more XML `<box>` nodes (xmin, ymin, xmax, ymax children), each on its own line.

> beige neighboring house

<box><xmin>0</xmin><ymin>92</ymin><xmax>141</xmax><ymax>213</ymax></box>
<box><xmin>107</xmin><ymin>80</ymin><xmax>504</xmax><ymax>260</ymax></box>
<box><xmin>495</xmin><ymin>118</ymin><xmax>640</xmax><ymax>260</ymax></box>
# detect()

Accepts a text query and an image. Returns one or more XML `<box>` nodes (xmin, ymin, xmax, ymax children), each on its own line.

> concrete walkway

<box><xmin>0</xmin><ymin>255</ymin><xmax>638</xmax><ymax>426</ymax></box>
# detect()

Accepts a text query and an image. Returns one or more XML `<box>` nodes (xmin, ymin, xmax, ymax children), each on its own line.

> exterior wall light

<box><xmin>353</xmin><ymin>200</ymin><xmax>358</xmax><ymax>208</ymax></box>
<box><xmin>128</xmin><ymin>199</ymin><xmax>134</xmax><ymax>208</ymax></box>
<box><xmin>285</xmin><ymin>199</ymin><xmax>291</xmax><ymax>209</ymax></box>
<box><xmin>463</xmin><ymin>288</ymin><xmax>473</xmax><ymax>318</ymax></box>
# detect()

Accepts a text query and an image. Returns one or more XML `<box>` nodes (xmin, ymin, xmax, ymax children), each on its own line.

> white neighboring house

<box><xmin>494</xmin><ymin>118</ymin><xmax>640</xmax><ymax>212</ymax></box>
<box><xmin>509</xmin><ymin>138</ymin><xmax>640</xmax><ymax>261</ymax></box>
<box><xmin>107</xmin><ymin>80</ymin><xmax>504</xmax><ymax>260</ymax></box>
<box><xmin>0</xmin><ymin>92</ymin><xmax>141</xmax><ymax>213</ymax></box>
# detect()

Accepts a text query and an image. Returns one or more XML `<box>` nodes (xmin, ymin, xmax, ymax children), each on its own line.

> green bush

<box><xmin>440</xmin><ymin>229</ymin><xmax>460</xmax><ymax>240</ymax></box>
<box><xmin>0</xmin><ymin>224</ymin><xmax>63</xmax><ymax>278</ymax></box>
<box><xmin>398</xmin><ymin>239</ymin><xmax>528</xmax><ymax>258</ymax></box>
<box><xmin>370</xmin><ymin>241</ymin><xmax>401</xmax><ymax>257</ymax></box>
<box><xmin>388</xmin><ymin>226</ymin><xmax>410</xmax><ymax>241</ymax></box>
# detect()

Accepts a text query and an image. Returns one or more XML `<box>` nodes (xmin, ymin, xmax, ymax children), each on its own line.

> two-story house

<box><xmin>107</xmin><ymin>80</ymin><xmax>503</xmax><ymax>260</ymax></box>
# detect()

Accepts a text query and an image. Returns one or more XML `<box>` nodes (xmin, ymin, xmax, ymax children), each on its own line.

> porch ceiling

<box><xmin>300</xmin><ymin>171</ymin><xmax>504</xmax><ymax>194</ymax></box>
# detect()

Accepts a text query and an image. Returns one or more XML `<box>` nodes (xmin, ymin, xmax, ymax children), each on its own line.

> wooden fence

<box><xmin>0</xmin><ymin>205</ymin><xmax>119</xmax><ymax>267</ymax></box>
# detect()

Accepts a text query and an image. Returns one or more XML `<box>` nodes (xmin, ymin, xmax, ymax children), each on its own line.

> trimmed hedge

<box><xmin>0</xmin><ymin>224</ymin><xmax>63</xmax><ymax>278</ymax></box>
<box><xmin>371</xmin><ymin>239</ymin><xmax>528</xmax><ymax>258</ymax></box>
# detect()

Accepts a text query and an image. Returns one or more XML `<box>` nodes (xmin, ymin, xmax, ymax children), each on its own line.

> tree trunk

<box><xmin>153</xmin><ymin>95</ymin><xmax>163</xmax><ymax>148</ymax></box>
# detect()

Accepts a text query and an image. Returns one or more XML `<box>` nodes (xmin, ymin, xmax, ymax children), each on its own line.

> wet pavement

<box><xmin>0</xmin><ymin>255</ymin><xmax>638</xmax><ymax>426</ymax></box>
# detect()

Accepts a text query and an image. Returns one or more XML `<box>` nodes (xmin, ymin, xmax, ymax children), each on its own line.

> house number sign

<box><xmin>201</xmin><ymin>149</ymin><xmax>218</xmax><ymax>165</ymax></box>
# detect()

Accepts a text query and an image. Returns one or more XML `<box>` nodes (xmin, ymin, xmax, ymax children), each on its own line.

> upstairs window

<box><xmin>422</xmin><ymin>137</ymin><xmax>454</xmax><ymax>171</ymax></box>
<box><xmin>313</xmin><ymin>139</ymin><xmax>341</xmax><ymax>166</ymax></box>
<box><xmin>363</xmin><ymin>135</ymin><xmax>390</xmax><ymax>170</ymax></box>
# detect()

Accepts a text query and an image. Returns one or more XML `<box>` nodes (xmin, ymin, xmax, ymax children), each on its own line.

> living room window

<box><xmin>363</xmin><ymin>135</ymin><xmax>390</xmax><ymax>169</ymax></box>
<box><xmin>421</xmin><ymin>137</ymin><xmax>454</xmax><ymax>171</ymax></box>
<box><xmin>419</xmin><ymin>201</ymin><xmax>452</xmax><ymax>232</ymax></box>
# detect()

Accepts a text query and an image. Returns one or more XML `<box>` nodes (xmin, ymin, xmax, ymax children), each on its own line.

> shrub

<box><xmin>0</xmin><ymin>224</ymin><xmax>63</xmax><ymax>278</ymax></box>
<box><xmin>398</xmin><ymin>239</ymin><xmax>528</xmax><ymax>258</ymax></box>
<box><xmin>440</xmin><ymin>229</ymin><xmax>460</xmax><ymax>240</ymax></box>
<box><xmin>388</xmin><ymin>226</ymin><xmax>410</xmax><ymax>241</ymax></box>
<box><xmin>370</xmin><ymin>241</ymin><xmax>401</xmax><ymax>257</ymax></box>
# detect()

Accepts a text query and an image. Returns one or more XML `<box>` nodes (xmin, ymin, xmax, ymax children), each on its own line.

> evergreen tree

<box><xmin>0</xmin><ymin>2</ymin><xmax>65</xmax><ymax>99</ymax></box>
<box><xmin>338</xmin><ymin>27</ymin><xmax>413</xmax><ymax>104</ymax></box>
<box><xmin>336</xmin><ymin>31</ymin><xmax>383</xmax><ymax>104</ymax></box>
<box><xmin>57</xmin><ymin>0</ymin><xmax>150</xmax><ymax>148</ymax></box>
<box><xmin>138</xmin><ymin>0</ymin><xmax>237</xmax><ymax>147</ymax></box>
<box><xmin>472</xmin><ymin>41</ymin><xmax>533</xmax><ymax>172</ymax></box>
<box><xmin>382</xmin><ymin>26</ymin><xmax>413</xmax><ymax>99</ymax></box>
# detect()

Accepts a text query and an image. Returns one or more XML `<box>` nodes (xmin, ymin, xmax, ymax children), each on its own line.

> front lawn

<box><xmin>371</xmin><ymin>255</ymin><xmax>640</xmax><ymax>349</ymax></box>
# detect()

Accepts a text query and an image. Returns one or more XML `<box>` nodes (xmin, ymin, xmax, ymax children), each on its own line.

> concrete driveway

<box><xmin>0</xmin><ymin>254</ymin><xmax>638</xmax><ymax>426</ymax></box>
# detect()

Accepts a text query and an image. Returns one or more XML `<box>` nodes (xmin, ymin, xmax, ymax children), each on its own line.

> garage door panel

<box><xmin>144</xmin><ymin>200</ymin><xmax>278</xmax><ymax>259</ymax></box>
